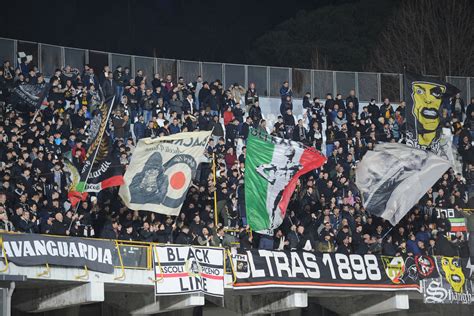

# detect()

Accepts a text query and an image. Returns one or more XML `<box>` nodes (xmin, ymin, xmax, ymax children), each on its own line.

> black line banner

<box><xmin>154</xmin><ymin>245</ymin><xmax>224</xmax><ymax>297</ymax></box>
<box><xmin>1</xmin><ymin>233</ymin><xmax>114</xmax><ymax>274</ymax></box>
<box><xmin>232</xmin><ymin>250</ymin><xmax>421</xmax><ymax>291</ymax></box>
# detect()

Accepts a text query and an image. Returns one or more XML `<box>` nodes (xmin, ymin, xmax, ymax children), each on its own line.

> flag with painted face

<box><xmin>404</xmin><ymin>72</ymin><xmax>459</xmax><ymax>152</ymax></box>
<box><xmin>245</xmin><ymin>129</ymin><xmax>326</xmax><ymax>234</ymax></box>
<box><xmin>119</xmin><ymin>131</ymin><xmax>212</xmax><ymax>215</ymax></box>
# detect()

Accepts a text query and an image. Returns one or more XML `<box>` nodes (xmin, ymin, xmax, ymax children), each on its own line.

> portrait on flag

<box><xmin>119</xmin><ymin>131</ymin><xmax>211</xmax><ymax>215</ymax></box>
<box><xmin>404</xmin><ymin>73</ymin><xmax>460</xmax><ymax>152</ymax></box>
<box><xmin>245</xmin><ymin>129</ymin><xmax>326</xmax><ymax>234</ymax></box>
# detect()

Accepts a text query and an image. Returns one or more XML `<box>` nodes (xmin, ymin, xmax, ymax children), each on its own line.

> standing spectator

<box><xmin>451</xmin><ymin>92</ymin><xmax>465</xmax><ymax>122</ymax></box>
<box><xmin>380</xmin><ymin>98</ymin><xmax>394</xmax><ymax>120</ymax></box>
<box><xmin>113</xmin><ymin>65</ymin><xmax>124</xmax><ymax>100</ymax></box>
<box><xmin>101</xmin><ymin>71</ymin><xmax>116</xmax><ymax>100</ymax></box>
<box><xmin>346</xmin><ymin>89</ymin><xmax>360</xmax><ymax>114</ymax></box>
<box><xmin>133</xmin><ymin>115</ymin><xmax>146</xmax><ymax>141</ymax></box>
<box><xmin>279</xmin><ymin>81</ymin><xmax>292</xmax><ymax>100</ymax></box>
<box><xmin>245</xmin><ymin>82</ymin><xmax>258</xmax><ymax>112</ymax></box>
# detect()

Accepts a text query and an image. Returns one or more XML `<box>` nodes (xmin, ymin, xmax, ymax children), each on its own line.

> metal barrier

<box><xmin>1</xmin><ymin>37</ymin><xmax>471</xmax><ymax>103</ymax></box>
<box><xmin>0</xmin><ymin>231</ymin><xmax>239</xmax><ymax>283</ymax></box>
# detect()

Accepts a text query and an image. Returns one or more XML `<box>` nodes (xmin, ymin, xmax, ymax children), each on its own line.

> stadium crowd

<box><xmin>0</xmin><ymin>60</ymin><xmax>473</xmax><ymax>258</ymax></box>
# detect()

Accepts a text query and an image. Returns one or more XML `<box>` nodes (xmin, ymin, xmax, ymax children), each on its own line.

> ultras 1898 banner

<box><xmin>233</xmin><ymin>250</ymin><xmax>423</xmax><ymax>291</ymax></box>
<box><xmin>154</xmin><ymin>245</ymin><xmax>224</xmax><ymax>297</ymax></box>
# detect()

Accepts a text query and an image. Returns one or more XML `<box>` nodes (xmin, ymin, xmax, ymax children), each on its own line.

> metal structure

<box><xmin>1</xmin><ymin>37</ymin><xmax>472</xmax><ymax>104</ymax></box>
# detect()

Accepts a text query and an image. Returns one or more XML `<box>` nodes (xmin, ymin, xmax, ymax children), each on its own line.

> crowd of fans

<box><xmin>0</xmin><ymin>59</ymin><xmax>472</xmax><ymax>258</ymax></box>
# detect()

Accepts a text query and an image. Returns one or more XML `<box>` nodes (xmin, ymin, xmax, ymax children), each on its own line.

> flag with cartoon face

<box><xmin>404</xmin><ymin>73</ymin><xmax>460</xmax><ymax>152</ymax></box>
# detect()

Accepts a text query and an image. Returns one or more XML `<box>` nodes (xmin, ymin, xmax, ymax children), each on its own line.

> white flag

<box><xmin>119</xmin><ymin>131</ymin><xmax>211</xmax><ymax>215</ymax></box>
<box><xmin>356</xmin><ymin>143</ymin><xmax>451</xmax><ymax>225</ymax></box>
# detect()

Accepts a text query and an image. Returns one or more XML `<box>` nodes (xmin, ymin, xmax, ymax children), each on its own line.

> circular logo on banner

<box><xmin>162</xmin><ymin>154</ymin><xmax>197</xmax><ymax>208</ymax></box>
<box><xmin>415</xmin><ymin>255</ymin><xmax>435</xmax><ymax>278</ymax></box>
<box><xmin>185</xmin><ymin>258</ymin><xmax>202</xmax><ymax>278</ymax></box>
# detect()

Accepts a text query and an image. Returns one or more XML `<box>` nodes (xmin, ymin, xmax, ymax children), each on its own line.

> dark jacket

<box><xmin>175</xmin><ymin>231</ymin><xmax>193</xmax><ymax>245</ymax></box>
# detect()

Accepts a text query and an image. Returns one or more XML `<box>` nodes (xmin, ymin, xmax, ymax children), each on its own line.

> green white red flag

<box><xmin>245</xmin><ymin>129</ymin><xmax>326</xmax><ymax>234</ymax></box>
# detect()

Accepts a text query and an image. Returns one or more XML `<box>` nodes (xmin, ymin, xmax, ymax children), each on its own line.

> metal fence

<box><xmin>1</xmin><ymin>37</ymin><xmax>472</xmax><ymax>103</ymax></box>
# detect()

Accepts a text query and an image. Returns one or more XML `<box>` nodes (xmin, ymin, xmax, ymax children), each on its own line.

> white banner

<box><xmin>153</xmin><ymin>245</ymin><xmax>225</xmax><ymax>297</ymax></box>
<box><xmin>119</xmin><ymin>131</ymin><xmax>211</xmax><ymax>215</ymax></box>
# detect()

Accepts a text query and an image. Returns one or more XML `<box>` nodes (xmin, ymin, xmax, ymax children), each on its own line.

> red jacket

<box><xmin>223</xmin><ymin>111</ymin><xmax>235</xmax><ymax>126</ymax></box>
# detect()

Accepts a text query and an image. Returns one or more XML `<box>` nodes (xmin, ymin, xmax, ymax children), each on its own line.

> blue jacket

<box><xmin>133</xmin><ymin>121</ymin><xmax>146</xmax><ymax>140</ymax></box>
<box><xmin>169</xmin><ymin>124</ymin><xmax>181</xmax><ymax>134</ymax></box>
<box><xmin>279</xmin><ymin>86</ymin><xmax>292</xmax><ymax>98</ymax></box>
<box><xmin>407</xmin><ymin>239</ymin><xmax>421</xmax><ymax>255</ymax></box>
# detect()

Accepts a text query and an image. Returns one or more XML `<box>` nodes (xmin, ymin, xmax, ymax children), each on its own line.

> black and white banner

<box><xmin>355</xmin><ymin>143</ymin><xmax>450</xmax><ymax>225</ymax></box>
<box><xmin>1</xmin><ymin>233</ymin><xmax>114</xmax><ymax>274</ymax></box>
<box><xmin>154</xmin><ymin>245</ymin><xmax>224</xmax><ymax>297</ymax></box>
<box><xmin>10</xmin><ymin>82</ymin><xmax>49</xmax><ymax>111</ymax></box>
<box><xmin>233</xmin><ymin>250</ymin><xmax>421</xmax><ymax>291</ymax></box>
<box><xmin>422</xmin><ymin>257</ymin><xmax>474</xmax><ymax>304</ymax></box>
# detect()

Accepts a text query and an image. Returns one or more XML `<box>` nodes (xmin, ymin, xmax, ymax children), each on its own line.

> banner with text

<box><xmin>422</xmin><ymin>256</ymin><xmax>474</xmax><ymax>304</ymax></box>
<box><xmin>1</xmin><ymin>233</ymin><xmax>115</xmax><ymax>273</ymax></box>
<box><xmin>154</xmin><ymin>245</ymin><xmax>224</xmax><ymax>297</ymax></box>
<box><xmin>232</xmin><ymin>250</ymin><xmax>422</xmax><ymax>291</ymax></box>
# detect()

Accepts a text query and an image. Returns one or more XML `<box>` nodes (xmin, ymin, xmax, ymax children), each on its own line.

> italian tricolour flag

<box><xmin>245</xmin><ymin>130</ymin><xmax>326</xmax><ymax>234</ymax></box>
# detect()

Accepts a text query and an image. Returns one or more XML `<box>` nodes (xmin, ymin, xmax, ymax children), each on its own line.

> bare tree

<box><xmin>368</xmin><ymin>0</ymin><xmax>474</xmax><ymax>77</ymax></box>
<box><xmin>310</xmin><ymin>48</ymin><xmax>329</xmax><ymax>70</ymax></box>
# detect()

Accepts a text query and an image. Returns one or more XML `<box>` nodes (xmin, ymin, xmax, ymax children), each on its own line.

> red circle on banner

<box><xmin>170</xmin><ymin>171</ymin><xmax>186</xmax><ymax>189</ymax></box>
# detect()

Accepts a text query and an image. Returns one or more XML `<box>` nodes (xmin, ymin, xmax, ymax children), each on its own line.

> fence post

<box><xmin>221</xmin><ymin>63</ymin><xmax>225</xmax><ymax>87</ymax></box>
<box><xmin>38</xmin><ymin>43</ymin><xmax>42</xmax><ymax>73</ymax></box>
<box><xmin>377</xmin><ymin>73</ymin><xmax>381</xmax><ymax>103</ymax></box>
<box><xmin>85</xmin><ymin>50</ymin><xmax>89</xmax><ymax>65</ymax></box>
<box><xmin>288</xmin><ymin>67</ymin><xmax>292</xmax><ymax>88</ymax></box>
<box><xmin>176</xmin><ymin>60</ymin><xmax>181</xmax><ymax>78</ymax></box>
<box><xmin>60</xmin><ymin>47</ymin><xmax>65</xmax><ymax>69</ymax></box>
<box><xmin>244</xmin><ymin>65</ymin><xmax>248</xmax><ymax>89</ymax></box>
<box><xmin>467</xmin><ymin>77</ymin><xmax>471</xmax><ymax>101</ymax></box>
<box><xmin>311</xmin><ymin>70</ymin><xmax>315</xmax><ymax>98</ymax></box>
<box><xmin>332</xmin><ymin>71</ymin><xmax>337</xmax><ymax>96</ymax></box>
<box><xmin>355</xmin><ymin>72</ymin><xmax>359</xmax><ymax>98</ymax></box>
<box><xmin>399</xmin><ymin>74</ymin><xmax>404</xmax><ymax>102</ymax></box>
<box><xmin>266</xmin><ymin>66</ymin><xmax>270</xmax><ymax>97</ymax></box>
<box><xmin>131</xmin><ymin>56</ymin><xmax>135</xmax><ymax>74</ymax></box>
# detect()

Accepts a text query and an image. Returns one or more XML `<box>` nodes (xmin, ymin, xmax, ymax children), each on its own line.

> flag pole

<box><xmin>212</xmin><ymin>152</ymin><xmax>218</xmax><ymax>228</ymax></box>
<box><xmin>68</xmin><ymin>97</ymin><xmax>115</xmax><ymax>231</ymax></box>
<box><xmin>401</xmin><ymin>65</ymin><xmax>407</xmax><ymax>140</ymax></box>
<box><xmin>30</xmin><ymin>108</ymin><xmax>41</xmax><ymax>124</ymax></box>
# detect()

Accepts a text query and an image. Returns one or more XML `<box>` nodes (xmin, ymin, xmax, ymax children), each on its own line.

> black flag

<box><xmin>10</xmin><ymin>81</ymin><xmax>49</xmax><ymax>112</ymax></box>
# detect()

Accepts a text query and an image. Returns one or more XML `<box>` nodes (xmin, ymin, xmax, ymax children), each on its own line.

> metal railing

<box><xmin>1</xmin><ymin>37</ymin><xmax>472</xmax><ymax>103</ymax></box>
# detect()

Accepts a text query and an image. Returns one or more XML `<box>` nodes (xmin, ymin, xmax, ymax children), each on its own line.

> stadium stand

<box><xmin>0</xmin><ymin>38</ymin><xmax>472</xmax><ymax>258</ymax></box>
